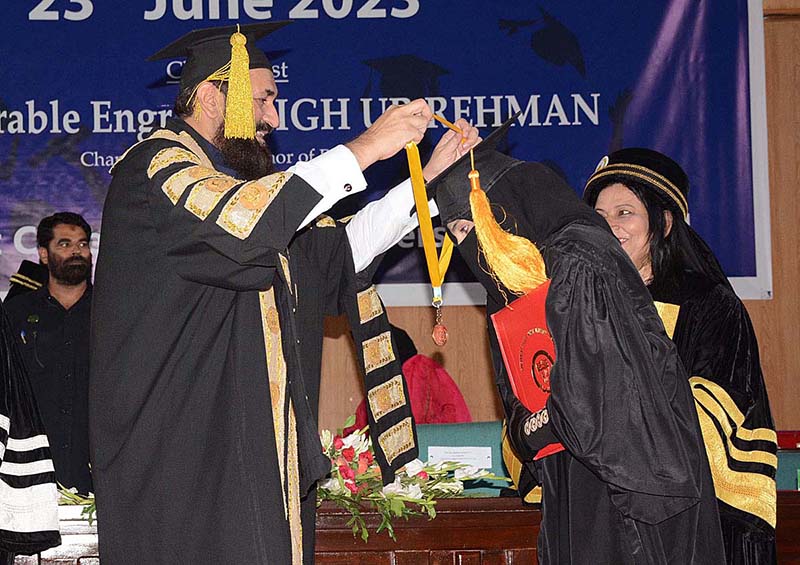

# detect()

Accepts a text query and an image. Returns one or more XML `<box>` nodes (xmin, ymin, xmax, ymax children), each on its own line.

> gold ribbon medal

<box><xmin>404</xmin><ymin>115</ymin><xmax>461</xmax><ymax>346</ymax></box>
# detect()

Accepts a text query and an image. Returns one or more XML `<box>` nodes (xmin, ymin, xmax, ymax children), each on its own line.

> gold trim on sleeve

<box><xmin>501</xmin><ymin>425</ymin><xmax>542</xmax><ymax>504</ymax></box>
<box><xmin>216</xmin><ymin>173</ymin><xmax>290</xmax><ymax>240</ymax></box>
<box><xmin>184</xmin><ymin>175</ymin><xmax>240</xmax><ymax>219</ymax></box>
<box><xmin>690</xmin><ymin>377</ymin><xmax>778</xmax><ymax>445</ymax></box>
<box><xmin>690</xmin><ymin>376</ymin><xmax>777</xmax><ymax>527</ymax></box>
<box><xmin>161</xmin><ymin>165</ymin><xmax>216</xmax><ymax>205</ymax></box>
<box><xmin>9</xmin><ymin>275</ymin><xmax>41</xmax><ymax>290</ymax></box>
<box><xmin>315</xmin><ymin>215</ymin><xmax>336</xmax><ymax>228</ymax></box>
<box><xmin>653</xmin><ymin>301</ymin><xmax>680</xmax><ymax>339</ymax></box>
<box><xmin>691</xmin><ymin>387</ymin><xmax>777</xmax><ymax>468</ymax></box>
<box><xmin>378</xmin><ymin>417</ymin><xmax>414</xmax><ymax>465</ymax></box>
<box><xmin>362</xmin><ymin>331</ymin><xmax>395</xmax><ymax>373</ymax></box>
<box><xmin>114</xmin><ymin>129</ymin><xmax>214</xmax><ymax>174</ymax></box>
<box><xmin>147</xmin><ymin>146</ymin><xmax>202</xmax><ymax>179</ymax></box>
<box><xmin>278</xmin><ymin>254</ymin><xmax>292</xmax><ymax>294</ymax></box>
<box><xmin>367</xmin><ymin>375</ymin><xmax>406</xmax><ymax>421</ymax></box>
<box><xmin>694</xmin><ymin>403</ymin><xmax>777</xmax><ymax>527</ymax></box>
<box><xmin>357</xmin><ymin>285</ymin><xmax>384</xmax><ymax>324</ymax></box>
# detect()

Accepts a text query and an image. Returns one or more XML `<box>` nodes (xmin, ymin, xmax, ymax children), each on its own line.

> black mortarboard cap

<box><xmin>427</xmin><ymin>112</ymin><xmax>522</xmax><ymax>224</ymax></box>
<box><xmin>148</xmin><ymin>21</ymin><xmax>291</xmax><ymax>92</ymax></box>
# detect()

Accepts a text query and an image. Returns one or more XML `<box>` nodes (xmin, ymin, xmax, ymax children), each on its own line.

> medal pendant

<box><xmin>432</xmin><ymin>323</ymin><xmax>448</xmax><ymax>346</ymax></box>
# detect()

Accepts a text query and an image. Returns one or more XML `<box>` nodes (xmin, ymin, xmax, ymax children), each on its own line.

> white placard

<box><xmin>427</xmin><ymin>445</ymin><xmax>492</xmax><ymax>470</ymax></box>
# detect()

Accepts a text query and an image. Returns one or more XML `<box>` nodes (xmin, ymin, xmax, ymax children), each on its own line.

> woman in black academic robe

<box><xmin>584</xmin><ymin>148</ymin><xmax>778</xmax><ymax>565</ymax></box>
<box><xmin>428</xmin><ymin>122</ymin><xmax>726</xmax><ymax>564</ymax></box>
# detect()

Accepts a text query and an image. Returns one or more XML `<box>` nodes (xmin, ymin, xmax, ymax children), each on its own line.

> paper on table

<box><xmin>428</xmin><ymin>445</ymin><xmax>492</xmax><ymax>470</ymax></box>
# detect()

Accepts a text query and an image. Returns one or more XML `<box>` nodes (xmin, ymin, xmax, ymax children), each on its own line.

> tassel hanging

<box><xmin>468</xmin><ymin>169</ymin><xmax>548</xmax><ymax>295</ymax></box>
<box><xmin>224</xmin><ymin>26</ymin><xmax>256</xmax><ymax>140</ymax></box>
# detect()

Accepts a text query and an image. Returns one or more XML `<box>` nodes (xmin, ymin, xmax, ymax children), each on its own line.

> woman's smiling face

<box><xmin>594</xmin><ymin>182</ymin><xmax>652</xmax><ymax>275</ymax></box>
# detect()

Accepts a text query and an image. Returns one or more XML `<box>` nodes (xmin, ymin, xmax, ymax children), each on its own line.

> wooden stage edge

<box><xmin>315</xmin><ymin>492</ymin><xmax>800</xmax><ymax>564</ymax></box>
<box><xmin>18</xmin><ymin>491</ymin><xmax>800</xmax><ymax>564</ymax></box>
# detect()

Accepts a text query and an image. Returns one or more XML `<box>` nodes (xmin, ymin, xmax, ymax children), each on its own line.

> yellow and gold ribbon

<box><xmin>405</xmin><ymin>139</ymin><xmax>454</xmax><ymax>307</ymax></box>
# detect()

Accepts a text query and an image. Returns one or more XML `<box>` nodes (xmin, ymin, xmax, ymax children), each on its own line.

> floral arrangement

<box><xmin>56</xmin><ymin>416</ymin><xmax>506</xmax><ymax>542</ymax></box>
<box><xmin>317</xmin><ymin>415</ymin><xmax>505</xmax><ymax>541</ymax></box>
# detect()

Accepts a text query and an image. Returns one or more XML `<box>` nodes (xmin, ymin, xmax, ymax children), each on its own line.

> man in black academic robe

<box><xmin>89</xmin><ymin>23</ymin><xmax>477</xmax><ymax>565</ymax></box>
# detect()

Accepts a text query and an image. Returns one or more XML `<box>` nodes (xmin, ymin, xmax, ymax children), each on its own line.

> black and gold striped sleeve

<box><xmin>673</xmin><ymin>284</ymin><xmax>777</xmax><ymax>530</ymax></box>
<box><xmin>115</xmin><ymin>131</ymin><xmax>323</xmax><ymax>290</ymax></box>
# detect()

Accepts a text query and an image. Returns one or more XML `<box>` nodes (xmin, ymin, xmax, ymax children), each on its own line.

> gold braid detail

<box><xmin>587</xmin><ymin>166</ymin><xmax>688</xmax><ymax>218</ymax></box>
<box><xmin>690</xmin><ymin>377</ymin><xmax>777</xmax><ymax>527</ymax></box>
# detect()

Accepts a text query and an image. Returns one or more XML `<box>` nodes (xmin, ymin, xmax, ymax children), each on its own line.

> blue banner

<box><xmin>0</xmin><ymin>0</ymin><xmax>771</xmax><ymax>303</ymax></box>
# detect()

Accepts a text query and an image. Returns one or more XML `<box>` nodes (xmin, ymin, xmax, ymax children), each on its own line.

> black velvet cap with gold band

<box><xmin>583</xmin><ymin>148</ymin><xmax>690</xmax><ymax>219</ymax></box>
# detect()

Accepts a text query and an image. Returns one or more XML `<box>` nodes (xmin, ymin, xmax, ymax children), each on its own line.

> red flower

<box><xmin>345</xmin><ymin>480</ymin><xmax>359</xmax><ymax>494</ymax></box>
<box><xmin>333</xmin><ymin>435</ymin><xmax>344</xmax><ymax>450</ymax></box>
<box><xmin>360</xmin><ymin>450</ymin><xmax>374</xmax><ymax>465</ymax></box>
<box><xmin>417</xmin><ymin>471</ymin><xmax>429</xmax><ymax>480</ymax></box>
<box><xmin>339</xmin><ymin>464</ymin><xmax>355</xmax><ymax>481</ymax></box>
<box><xmin>342</xmin><ymin>447</ymin><xmax>355</xmax><ymax>462</ymax></box>
<box><xmin>357</xmin><ymin>458</ymin><xmax>369</xmax><ymax>475</ymax></box>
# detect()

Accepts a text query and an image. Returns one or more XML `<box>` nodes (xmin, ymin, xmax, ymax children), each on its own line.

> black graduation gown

<box><xmin>1</xmin><ymin>299</ymin><xmax>61</xmax><ymax>557</ymax></box>
<box><xmin>5</xmin><ymin>286</ymin><xmax>93</xmax><ymax>495</ymax></box>
<box><xmin>90</xmin><ymin>120</ymin><xmax>358</xmax><ymax>564</ymax></box>
<box><xmin>435</xmin><ymin>155</ymin><xmax>725</xmax><ymax>563</ymax></box>
<box><xmin>491</xmin><ymin>222</ymin><xmax>726</xmax><ymax>564</ymax></box>
<box><xmin>653</xmin><ymin>274</ymin><xmax>777</xmax><ymax>564</ymax></box>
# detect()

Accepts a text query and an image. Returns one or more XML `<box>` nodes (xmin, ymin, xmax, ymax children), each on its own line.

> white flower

<box><xmin>320</xmin><ymin>478</ymin><xmax>345</xmax><ymax>495</ymax></box>
<box><xmin>381</xmin><ymin>477</ymin><xmax>406</xmax><ymax>497</ymax></box>
<box><xmin>405</xmin><ymin>483</ymin><xmax>423</xmax><ymax>500</ymax></box>
<box><xmin>454</xmin><ymin>466</ymin><xmax>488</xmax><ymax>480</ymax></box>
<box><xmin>380</xmin><ymin>476</ymin><xmax>425</xmax><ymax>500</ymax></box>
<box><xmin>342</xmin><ymin>431</ymin><xmax>371</xmax><ymax>455</ymax></box>
<box><xmin>341</xmin><ymin>433</ymin><xmax>361</xmax><ymax>449</ymax></box>
<box><xmin>429</xmin><ymin>480</ymin><xmax>464</xmax><ymax>495</ymax></box>
<box><xmin>403</xmin><ymin>459</ymin><xmax>425</xmax><ymax>477</ymax></box>
<box><xmin>430</xmin><ymin>461</ymin><xmax>448</xmax><ymax>472</ymax></box>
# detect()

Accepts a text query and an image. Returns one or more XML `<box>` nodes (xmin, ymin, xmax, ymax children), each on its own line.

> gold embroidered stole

<box><xmin>259</xmin><ymin>283</ymin><xmax>302</xmax><ymax>564</ymax></box>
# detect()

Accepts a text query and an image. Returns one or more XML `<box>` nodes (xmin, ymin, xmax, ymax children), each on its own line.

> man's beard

<box><xmin>213</xmin><ymin>121</ymin><xmax>276</xmax><ymax>180</ymax></box>
<box><xmin>48</xmin><ymin>253</ymin><xmax>92</xmax><ymax>286</ymax></box>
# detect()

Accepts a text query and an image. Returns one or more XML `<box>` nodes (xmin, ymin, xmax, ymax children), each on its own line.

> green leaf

<box><xmin>389</xmin><ymin>497</ymin><xmax>405</xmax><ymax>517</ymax></box>
<box><xmin>343</xmin><ymin>414</ymin><xmax>356</xmax><ymax>428</ymax></box>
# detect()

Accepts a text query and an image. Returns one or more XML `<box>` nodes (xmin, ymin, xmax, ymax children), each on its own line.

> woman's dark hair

<box><xmin>587</xmin><ymin>178</ymin><xmax>684</xmax><ymax>295</ymax></box>
<box><xmin>36</xmin><ymin>212</ymin><xmax>92</xmax><ymax>249</ymax></box>
<box><xmin>619</xmin><ymin>179</ymin><xmax>685</xmax><ymax>296</ymax></box>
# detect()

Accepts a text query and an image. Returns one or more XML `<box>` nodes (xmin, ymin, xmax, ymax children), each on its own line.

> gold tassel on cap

<box><xmin>224</xmin><ymin>26</ymin><xmax>256</xmax><ymax>140</ymax></box>
<box><xmin>468</xmin><ymin>160</ymin><xmax>548</xmax><ymax>295</ymax></box>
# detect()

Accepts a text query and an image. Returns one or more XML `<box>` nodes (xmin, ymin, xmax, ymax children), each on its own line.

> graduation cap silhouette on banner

<box><xmin>499</xmin><ymin>8</ymin><xmax>586</xmax><ymax>77</ymax></box>
<box><xmin>362</xmin><ymin>55</ymin><xmax>449</xmax><ymax>100</ymax></box>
